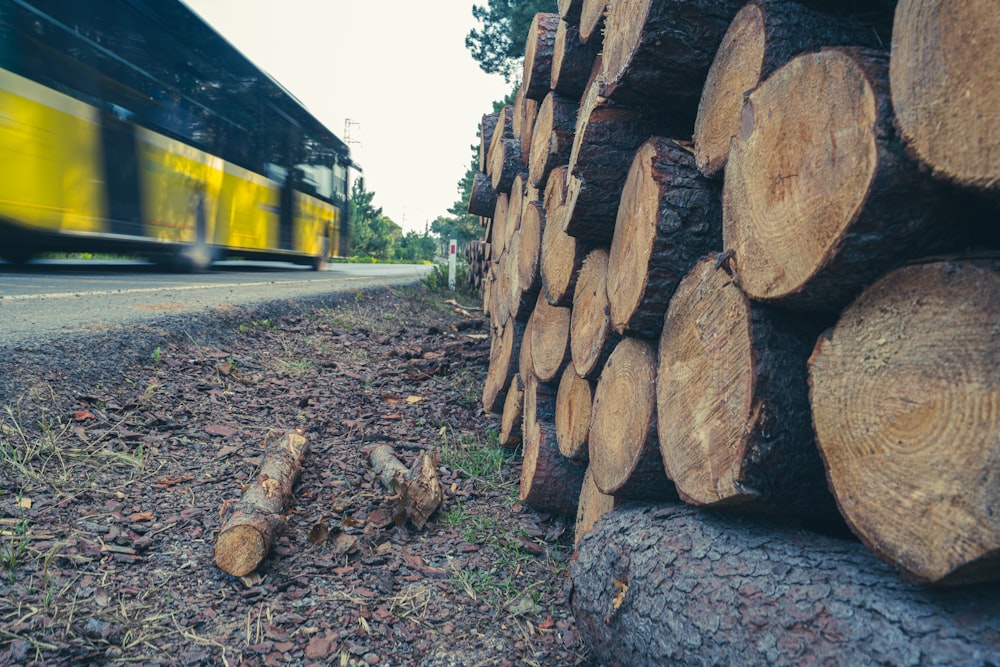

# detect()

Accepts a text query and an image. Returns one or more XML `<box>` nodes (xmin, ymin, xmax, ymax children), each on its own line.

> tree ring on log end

<box><xmin>657</xmin><ymin>257</ymin><xmax>755</xmax><ymax>506</ymax></box>
<box><xmin>723</xmin><ymin>49</ymin><xmax>878</xmax><ymax>303</ymax></box>
<box><xmin>571</xmin><ymin>248</ymin><xmax>614</xmax><ymax>379</ymax></box>
<box><xmin>214</xmin><ymin>525</ymin><xmax>266</xmax><ymax>577</ymax></box>
<box><xmin>601</xmin><ymin>0</ymin><xmax>652</xmax><ymax>94</ymax></box>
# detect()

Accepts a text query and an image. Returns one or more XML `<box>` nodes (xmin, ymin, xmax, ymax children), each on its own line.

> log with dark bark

<box><xmin>571</xmin><ymin>504</ymin><xmax>1000</xmax><ymax>667</ymax></box>
<box><xmin>513</xmin><ymin>88</ymin><xmax>538</xmax><ymax>170</ymax></box>
<box><xmin>518</xmin><ymin>311</ymin><xmax>535</xmax><ymax>381</ymax></box>
<box><xmin>809</xmin><ymin>257</ymin><xmax>1000</xmax><ymax>585</ymax></box>
<box><xmin>555</xmin><ymin>361</ymin><xmax>593</xmax><ymax>463</ymax></box>
<box><xmin>479</xmin><ymin>110</ymin><xmax>500</xmax><ymax>172</ymax></box>
<box><xmin>657</xmin><ymin>255</ymin><xmax>836</xmax><ymax>518</ymax></box>
<box><xmin>499</xmin><ymin>373</ymin><xmax>525</xmax><ymax>449</ymax></box>
<box><xmin>558</xmin><ymin>0</ymin><xmax>583</xmax><ymax>25</ymax></box>
<box><xmin>694</xmin><ymin>0</ymin><xmax>884</xmax><ymax>178</ymax></box>
<box><xmin>540</xmin><ymin>167</ymin><xmax>590</xmax><ymax>307</ymax></box>
<box><xmin>487</xmin><ymin>105</ymin><xmax>523</xmax><ymax>194</ymax></box>
<box><xmin>367</xmin><ymin>444</ymin><xmax>443</xmax><ymax>530</ymax></box>
<box><xmin>589</xmin><ymin>337</ymin><xmax>675</xmax><ymax>498</ymax></box>
<box><xmin>890</xmin><ymin>0</ymin><xmax>1000</xmax><ymax>194</ymax></box>
<box><xmin>529</xmin><ymin>290</ymin><xmax>572</xmax><ymax>383</ymax></box>
<box><xmin>520</xmin><ymin>373</ymin><xmax>585</xmax><ymax>515</ymax></box>
<box><xmin>507</xmin><ymin>232</ymin><xmax>537</xmax><ymax>323</ymax></box>
<box><xmin>600</xmin><ymin>0</ymin><xmax>745</xmax><ymax>132</ymax></box>
<box><xmin>528</xmin><ymin>92</ymin><xmax>577</xmax><ymax>189</ymax></box>
<box><xmin>565</xmin><ymin>79</ymin><xmax>658</xmax><ymax>243</ymax></box>
<box><xmin>522</xmin><ymin>13</ymin><xmax>560</xmax><ymax>101</ymax></box>
<box><xmin>468</xmin><ymin>172</ymin><xmax>498</xmax><ymax>218</ymax></box>
<box><xmin>607</xmin><ymin>137</ymin><xmax>722</xmax><ymax>339</ymax></box>
<box><xmin>578</xmin><ymin>0</ymin><xmax>607</xmax><ymax>43</ymax></box>
<box><xmin>550</xmin><ymin>18</ymin><xmax>599</xmax><ymax>99</ymax></box>
<box><xmin>570</xmin><ymin>248</ymin><xmax>619</xmax><ymax>380</ymax></box>
<box><xmin>574</xmin><ymin>466</ymin><xmax>618</xmax><ymax>545</ymax></box>
<box><xmin>214</xmin><ymin>429</ymin><xmax>309</xmax><ymax>576</ymax></box>
<box><xmin>724</xmin><ymin>47</ymin><xmax>960</xmax><ymax>311</ymax></box>
<box><xmin>482</xmin><ymin>317</ymin><xmax>524</xmax><ymax>414</ymax></box>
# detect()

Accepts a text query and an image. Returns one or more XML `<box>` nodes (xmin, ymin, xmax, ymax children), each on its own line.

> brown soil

<box><xmin>0</xmin><ymin>283</ymin><xmax>594</xmax><ymax>666</ymax></box>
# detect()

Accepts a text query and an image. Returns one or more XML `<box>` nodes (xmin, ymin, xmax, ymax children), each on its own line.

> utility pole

<box><xmin>344</xmin><ymin>119</ymin><xmax>362</xmax><ymax>148</ymax></box>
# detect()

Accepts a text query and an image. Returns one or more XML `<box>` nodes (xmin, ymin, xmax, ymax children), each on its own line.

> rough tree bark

<box><xmin>479</xmin><ymin>110</ymin><xmax>500</xmax><ymax>172</ymax></box>
<box><xmin>657</xmin><ymin>255</ymin><xmax>836</xmax><ymax>519</ymax></box>
<box><xmin>723</xmin><ymin>47</ymin><xmax>959</xmax><ymax>311</ymax></box>
<box><xmin>589</xmin><ymin>337</ymin><xmax>676</xmax><ymax>499</ymax></box>
<box><xmin>513</xmin><ymin>88</ymin><xmax>538</xmax><ymax>169</ymax></box>
<box><xmin>540</xmin><ymin>166</ymin><xmax>590</xmax><ymax>307</ymax></box>
<box><xmin>522</xmin><ymin>13</ymin><xmax>560</xmax><ymax>101</ymax></box>
<box><xmin>214</xmin><ymin>429</ymin><xmax>308</xmax><ymax>577</ymax></box>
<box><xmin>468</xmin><ymin>172</ymin><xmax>497</xmax><ymax>218</ymax></box>
<box><xmin>550</xmin><ymin>18</ymin><xmax>599</xmax><ymax>99</ymax></box>
<box><xmin>571</xmin><ymin>504</ymin><xmax>1000</xmax><ymax>667</ymax></box>
<box><xmin>520</xmin><ymin>373</ymin><xmax>585</xmax><ymax>515</ymax></box>
<box><xmin>487</xmin><ymin>105</ymin><xmax>522</xmax><ymax>194</ymax></box>
<box><xmin>570</xmin><ymin>247</ymin><xmax>619</xmax><ymax>380</ymax></box>
<box><xmin>890</xmin><ymin>0</ymin><xmax>1000</xmax><ymax>195</ymax></box>
<box><xmin>600</xmin><ymin>0</ymin><xmax>745</xmax><ymax>132</ymax></box>
<box><xmin>809</xmin><ymin>257</ymin><xmax>1000</xmax><ymax>585</ymax></box>
<box><xmin>558</xmin><ymin>0</ymin><xmax>583</xmax><ymax>25</ymax></box>
<box><xmin>693</xmin><ymin>0</ymin><xmax>884</xmax><ymax>178</ymax></box>
<box><xmin>529</xmin><ymin>92</ymin><xmax>577</xmax><ymax>189</ymax></box>
<box><xmin>607</xmin><ymin>137</ymin><xmax>722</xmax><ymax>339</ymax></box>
<box><xmin>555</xmin><ymin>360</ymin><xmax>593</xmax><ymax>463</ymax></box>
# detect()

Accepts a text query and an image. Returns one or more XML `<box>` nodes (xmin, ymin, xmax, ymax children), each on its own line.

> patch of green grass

<box><xmin>439</xmin><ymin>428</ymin><xmax>512</xmax><ymax>492</ymax></box>
<box><xmin>0</xmin><ymin>491</ymin><xmax>30</xmax><ymax>582</ymax></box>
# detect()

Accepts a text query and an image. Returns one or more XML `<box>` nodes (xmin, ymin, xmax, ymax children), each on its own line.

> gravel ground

<box><xmin>0</xmin><ymin>281</ymin><xmax>595</xmax><ymax>666</ymax></box>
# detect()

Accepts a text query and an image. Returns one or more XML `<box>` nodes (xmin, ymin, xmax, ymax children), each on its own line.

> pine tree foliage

<box><xmin>466</xmin><ymin>0</ymin><xmax>557</xmax><ymax>81</ymax></box>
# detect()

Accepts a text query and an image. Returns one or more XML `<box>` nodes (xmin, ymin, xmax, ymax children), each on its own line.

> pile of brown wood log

<box><xmin>469</xmin><ymin>0</ymin><xmax>1000</xmax><ymax>663</ymax></box>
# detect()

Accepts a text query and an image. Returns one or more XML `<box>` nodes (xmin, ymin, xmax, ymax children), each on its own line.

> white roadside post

<box><xmin>448</xmin><ymin>239</ymin><xmax>457</xmax><ymax>290</ymax></box>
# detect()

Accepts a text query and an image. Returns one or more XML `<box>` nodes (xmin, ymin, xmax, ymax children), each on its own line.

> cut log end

<box><xmin>214</xmin><ymin>525</ymin><xmax>267</xmax><ymax>578</ymax></box>
<box><xmin>570</xmin><ymin>248</ymin><xmax>617</xmax><ymax>379</ymax></box>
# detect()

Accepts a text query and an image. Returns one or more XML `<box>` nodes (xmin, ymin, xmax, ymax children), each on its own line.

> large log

<box><xmin>570</xmin><ymin>247</ymin><xmax>620</xmax><ymax>380</ymax></box>
<box><xmin>694</xmin><ymin>0</ymin><xmax>885</xmax><ymax>178</ymax></box>
<box><xmin>565</xmin><ymin>79</ymin><xmax>658</xmax><ymax>243</ymax></box>
<box><xmin>607</xmin><ymin>137</ymin><xmax>722</xmax><ymax>339</ymax></box>
<box><xmin>600</xmin><ymin>0</ymin><xmax>745</xmax><ymax>132</ymax></box>
<box><xmin>520</xmin><ymin>373</ymin><xmax>585</xmax><ymax>516</ymax></box>
<box><xmin>550</xmin><ymin>18</ymin><xmax>599</xmax><ymax>99</ymax></box>
<box><xmin>589</xmin><ymin>337</ymin><xmax>676</xmax><ymax>498</ymax></box>
<box><xmin>214</xmin><ymin>429</ymin><xmax>308</xmax><ymax>576</ymax></box>
<box><xmin>540</xmin><ymin>166</ymin><xmax>589</xmax><ymax>307</ymax></box>
<box><xmin>482</xmin><ymin>317</ymin><xmax>524</xmax><ymax>414</ymax></box>
<box><xmin>468</xmin><ymin>172</ymin><xmax>497</xmax><ymax>218</ymax></box>
<box><xmin>522</xmin><ymin>13</ymin><xmax>560</xmax><ymax>101</ymax></box>
<box><xmin>723</xmin><ymin>47</ymin><xmax>959</xmax><ymax>311</ymax></box>
<box><xmin>890</xmin><ymin>0</ymin><xmax>1000</xmax><ymax>195</ymax></box>
<box><xmin>555</xmin><ymin>360</ymin><xmax>593</xmax><ymax>463</ymax></box>
<box><xmin>479</xmin><ymin>110</ymin><xmax>500</xmax><ymax>173</ymax></box>
<box><xmin>487</xmin><ymin>105</ymin><xmax>522</xmax><ymax>193</ymax></box>
<box><xmin>528</xmin><ymin>92</ymin><xmax>577</xmax><ymax>189</ymax></box>
<box><xmin>571</xmin><ymin>505</ymin><xmax>1000</xmax><ymax>667</ymax></box>
<box><xmin>658</xmin><ymin>255</ymin><xmax>836</xmax><ymax>519</ymax></box>
<box><xmin>809</xmin><ymin>257</ymin><xmax>1000</xmax><ymax>585</ymax></box>
<box><xmin>529</xmin><ymin>290</ymin><xmax>572</xmax><ymax>383</ymax></box>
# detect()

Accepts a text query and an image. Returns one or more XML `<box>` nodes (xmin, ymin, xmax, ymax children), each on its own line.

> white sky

<box><xmin>181</xmin><ymin>1</ymin><xmax>512</xmax><ymax>234</ymax></box>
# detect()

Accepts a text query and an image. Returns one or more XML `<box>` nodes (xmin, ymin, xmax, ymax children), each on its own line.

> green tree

<box><xmin>350</xmin><ymin>178</ymin><xmax>401</xmax><ymax>259</ymax></box>
<box><xmin>466</xmin><ymin>0</ymin><xmax>557</xmax><ymax>81</ymax></box>
<box><xmin>396</xmin><ymin>228</ymin><xmax>438</xmax><ymax>263</ymax></box>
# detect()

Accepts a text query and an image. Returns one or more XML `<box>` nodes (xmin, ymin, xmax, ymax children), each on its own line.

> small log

<box><xmin>528</xmin><ymin>92</ymin><xmax>577</xmax><ymax>189</ymax></box>
<box><xmin>520</xmin><ymin>374</ymin><xmax>585</xmax><ymax>516</ymax></box>
<box><xmin>214</xmin><ymin>429</ymin><xmax>308</xmax><ymax>577</ymax></box>
<box><xmin>600</xmin><ymin>0</ymin><xmax>745</xmax><ymax>131</ymax></box>
<box><xmin>506</xmin><ymin>230</ymin><xmax>536</xmax><ymax>322</ymax></box>
<box><xmin>578</xmin><ymin>0</ymin><xmax>608</xmax><ymax>44</ymax></box>
<box><xmin>550</xmin><ymin>18</ymin><xmax>599</xmax><ymax>99</ymax></box>
<box><xmin>479</xmin><ymin>110</ymin><xmax>501</xmax><ymax>172</ymax></box>
<box><xmin>482</xmin><ymin>317</ymin><xmax>524</xmax><ymax>414</ymax></box>
<box><xmin>565</xmin><ymin>78</ymin><xmax>658</xmax><ymax>243</ymax></box>
<box><xmin>540</xmin><ymin>166</ymin><xmax>589</xmax><ymax>307</ymax></box>
<box><xmin>573</xmin><ymin>466</ymin><xmax>617</xmax><ymax>546</ymax></box>
<box><xmin>490</xmin><ymin>193</ymin><xmax>509</xmax><ymax>252</ymax></box>
<box><xmin>487</xmin><ymin>105</ymin><xmax>522</xmax><ymax>193</ymax></box>
<box><xmin>589</xmin><ymin>337</ymin><xmax>676</xmax><ymax>498</ymax></box>
<box><xmin>572</xmin><ymin>505</ymin><xmax>1000</xmax><ymax>667</ymax></box>
<box><xmin>517</xmin><ymin>201</ymin><xmax>545</xmax><ymax>301</ymax></box>
<box><xmin>570</xmin><ymin>248</ymin><xmax>620</xmax><ymax>380</ymax></box>
<box><xmin>891</xmin><ymin>0</ymin><xmax>1000</xmax><ymax>194</ymax></box>
<box><xmin>658</xmin><ymin>255</ymin><xmax>836</xmax><ymax>518</ymax></box>
<box><xmin>499</xmin><ymin>373</ymin><xmax>525</xmax><ymax>448</ymax></box>
<box><xmin>368</xmin><ymin>444</ymin><xmax>443</xmax><ymax>530</ymax></box>
<box><xmin>555</xmin><ymin>361</ymin><xmax>593</xmax><ymax>463</ymax></box>
<box><xmin>607</xmin><ymin>137</ymin><xmax>722</xmax><ymax>339</ymax></box>
<box><xmin>724</xmin><ymin>47</ymin><xmax>959</xmax><ymax>311</ymax></box>
<box><xmin>468</xmin><ymin>172</ymin><xmax>497</xmax><ymax>218</ymax></box>
<box><xmin>504</xmin><ymin>174</ymin><xmax>528</xmax><ymax>253</ymax></box>
<box><xmin>529</xmin><ymin>290</ymin><xmax>571</xmax><ymax>383</ymax></box>
<box><xmin>809</xmin><ymin>257</ymin><xmax>1000</xmax><ymax>584</ymax></box>
<box><xmin>522</xmin><ymin>13</ymin><xmax>560</xmax><ymax>101</ymax></box>
<box><xmin>694</xmin><ymin>0</ymin><xmax>884</xmax><ymax>178</ymax></box>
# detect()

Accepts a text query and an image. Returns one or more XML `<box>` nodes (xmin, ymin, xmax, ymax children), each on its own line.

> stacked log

<box><xmin>468</xmin><ymin>3</ymin><xmax>999</xmax><ymax>663</ymax></box>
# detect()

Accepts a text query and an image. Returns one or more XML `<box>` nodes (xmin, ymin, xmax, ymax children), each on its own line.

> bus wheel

<box><xmin>310</xmin><ymin>253</ymin><xmax>328</xmax><ymax>271</ymax></box>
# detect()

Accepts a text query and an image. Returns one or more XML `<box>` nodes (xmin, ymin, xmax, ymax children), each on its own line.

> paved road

<box><xmin>0</xmin><ymin>259</ymin><xmax>434</xmax><ymax>345</ymax></box>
